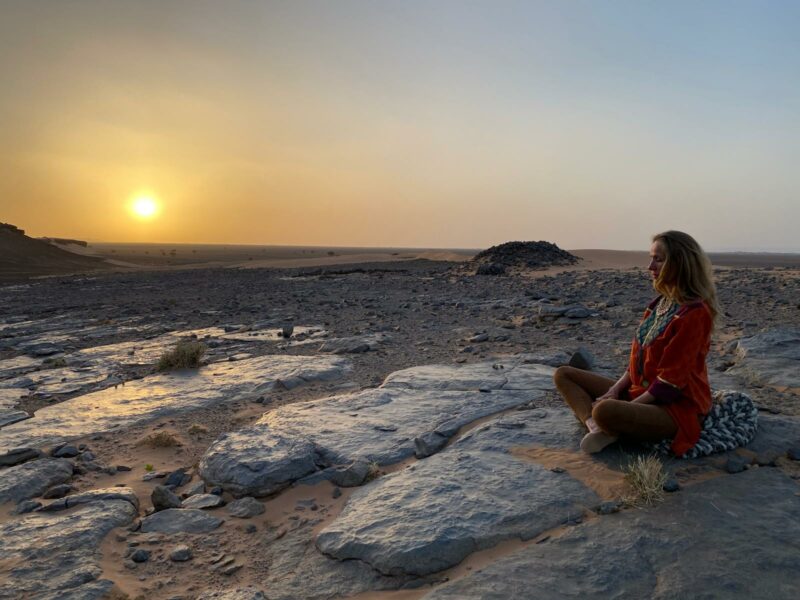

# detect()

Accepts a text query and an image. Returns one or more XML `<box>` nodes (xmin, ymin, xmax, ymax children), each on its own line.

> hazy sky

<box><xmin>1</xmin><ymin>1</ymin><xmax>799</xmax><ymax>251</ymax></box>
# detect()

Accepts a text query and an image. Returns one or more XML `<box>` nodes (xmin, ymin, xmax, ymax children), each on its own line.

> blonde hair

<box><xmin>652</xmin><ymin>230</ymin><xmax>721</xmax><ymax>324</ymax></box>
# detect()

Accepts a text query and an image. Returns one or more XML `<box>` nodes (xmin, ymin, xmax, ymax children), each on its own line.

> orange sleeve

<box><xmin>648</xmin><ymin>306</ymin><xmax>712</xmax><ymax>403</ymax></box>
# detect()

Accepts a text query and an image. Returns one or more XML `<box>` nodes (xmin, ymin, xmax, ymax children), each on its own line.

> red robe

<box><xmin>628</xmin><ymin>297</ymin><xmax>713</xmax><ymax>456</ymax></box>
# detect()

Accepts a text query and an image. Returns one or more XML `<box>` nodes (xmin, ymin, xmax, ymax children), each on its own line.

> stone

<box><xmin>42</xmin><ymin>483</ymin><xmax>73</xmax><ymax>499</ymax></box>
<box><xmin>421</xmin><ymin>469</ymin><xmax>800</xmax><ymax>600</ymax></box>
<box><xmin>596</xmin><ymin>500</ymin><xmax>622</xmax><ymax>515</ymax></box>
<box><xmin>0</xmin><ymin>458</ymin><xmax>73</xmax><ymax>504</ymax></box>
<box><xmin>329</xmin><ymin>459</ymin><xmax>372</xmax><ymax>488</ymax></box>
<box><xmin>182</xmin><ymin>480</ymin><xmax>206</xmax><ymax>498</ymax></box>
<box><xmin>414</xmin><ymin>431</ymin><xmax>449</xmax><ymax>458</ymax></box>
<box><xmin>0</xmin><ymin>446</ymin><xmax>41</xmax><ymax>466</ymax></box>
<box><xmin>314</xmin><ymin>333</ymin><xmax>390</xmax><ymax>354</ymax></box>
<box><xmin>316</xmin><ymin>449</ymin><xmax>599</xmax><ymax>576</ymax></box>
<box><xmin>663</xmin><ymin>478</ymin><xmax>681</xmax><ymax>492</ymax></box>
<box><xmin>13</xmin><ymin>499</ymin><xmax>42</xmax><ymax>514</ymax></box>
<box><xmin>227</xmin><ymin>497</ymin><xmax>265</xmax><ymax>519</ymax></box>
<box><xmin>182</xmin><ymin>493</ymin><xmax>225</xmax><ymax>509</ymax></box>
<box><xmin>38</xmin><ymin>487</ymin><xmax>139</xmax><ymax>512</ymax></box>
<box><xmin>568</xmin><ymin>347</ymin><xmax>594</xmax><ymax>370</ymax></box>
<box><xmin>140</xmin><ymin>508</ymin><xmax>223</xmax><ymax>533</ymax></box>
<box><xmin>52</xmin><ymin>444</ymin><xmax>80</xmax><ymax>458</ymax></box>
<box><xmin>725</xmin><ymin>455</ymin><xmax>750</xmax><ymax>474</ymax></box>
<box><xmin>170</xmin><ymin>544</ymin><xmax>193</xmax><ymax>561</ymax></box>
<box><xmin>200</xmin><ymin>359</ymin><xmax>554</xmax><ymax>497</ymax></box>
<box><xmin>165</xmin><ymin>467</ymin><xmax>191</xmax><ymax>487</ymax></box>
<box><xmin>0</xmin><ymin>354</ymin><xmax>350</xmax><ymax>455</ymax></box>
<box><xmin>0</xmin><ymin>499</ymin><xmax>136</xmax><ymax>598</ymax></box>
<box><xmin>196</xmin><ymin>587</ymin><xmax>266</xmax><ymax>600</ymax></box>
<box><xmin>731</xmin><ymin>327</ymin><xmax>800</xmax><ymax>389</ymax></box>
<box><xmin>152</xmin><ymin>485</ymin><xmax>182</xmax><ymax>511</ymax></box>
<box><xmin>787</xmin><ymin>447</ymin><xmax>800</xmax><ymax>461</ymax></box>
<box><xmin>131</xmin><ymin>548</ymin><xmax>151</xmax><ymax>563</ymax></box>
<box><xmin>0</xmin><ymin>409</ymin><xmax>29</xmax><ymax>428</ymax></box>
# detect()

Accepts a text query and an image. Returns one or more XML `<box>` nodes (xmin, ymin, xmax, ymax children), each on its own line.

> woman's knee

<box><xmin>592</xmin><ymin>399</ymin><xmax>622</xmax><ymax>432</ymax></box>
<box><xmin>553</xmin><ymin>365</ymin><xmax>577</xmax><ymax>386</ymax></box>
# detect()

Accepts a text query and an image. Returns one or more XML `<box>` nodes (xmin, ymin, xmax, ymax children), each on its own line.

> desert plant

<box><xmin>144</xmin><ymin>464</ymin><xmax>154</xmax><ymax>472</ymax></box>
<box><xmin>188</xmin><ymin>423</ymin><xmax>209</xmax><ymax>435</ymax></box>
<box><xmin>156</xmin><ymin>340</ymin><xmax>206</xmax><ymax>371</ymax></box>
<box><xmin>138</xmin><ymin>431</ymin><xmax>181</xmax><ymax>448</ymax></box>
<box><xmin>365</xmin><ymin>461</ymin><xmax>381</xmax><ymax>482</ymax></box>
<box><xmin>623</xmin><ymin>454</ymin><xmax>667</xmax><ymax>507</ymax></box>
<box><xmin>43</xmin><ymin>356</ymin><xmax>67</xmax><ymax>369</ymax></box>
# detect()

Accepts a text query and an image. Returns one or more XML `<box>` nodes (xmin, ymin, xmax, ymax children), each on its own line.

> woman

<box><xmin>554</xmin><ymin>231</ymin><xmax>720</xmax><ymax>455</ymax></box>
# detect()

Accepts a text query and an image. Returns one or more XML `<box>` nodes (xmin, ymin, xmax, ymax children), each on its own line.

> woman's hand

<box><xmin>596</xmin><ymin>387</ymin><xmax>620</xmax><ymax>401</ymax></box>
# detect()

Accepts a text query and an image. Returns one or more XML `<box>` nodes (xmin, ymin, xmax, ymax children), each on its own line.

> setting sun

<box><xmin>129</xmin><ymin>195</ymin><xmax>160</xmax><ymax>220</ymax></box>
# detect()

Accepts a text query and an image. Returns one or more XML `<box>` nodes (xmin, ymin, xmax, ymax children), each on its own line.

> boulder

<box><xmin>140</xmin><ymin>508</ymin><xmax>223</xmax><ymax>533</ymax></box>
<box><xmin>0</xmin><ymin>458</ymin><xmax>73</xmax><ymax>504</ymax></box>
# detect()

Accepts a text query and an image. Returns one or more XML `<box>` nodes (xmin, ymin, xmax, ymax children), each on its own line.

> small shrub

<box><xmin>188</xmin><ymin>423</ymin><xmax>209</xmax><ymax>435</ymax></box>
<box><xmin>365</xmin><ymin>461</ymin><xmax>381</xmax><ymax>482</ymax></box>
<box><xmin>43</xmin><ymin>357</ymin><xmax>67</xmax><ymax>369</ymax></box>
<box><xmin>157</xmin><ymin>340</ymin><xmax>206</xmax><ymax>371</ymax></box>
<box><xmin>138</xmin><ymin>431</ymin><xmax>181</xmax><ymax>448</ymax></box>
<box><xmin>623</xmin><ymin>455</ymin><xmax>667</xmax><ymax>507</ymax></box>
<box><xmin>144</xmin><ymin>464</ymin><xmax>154</xmax><ymax>472</ymax></box>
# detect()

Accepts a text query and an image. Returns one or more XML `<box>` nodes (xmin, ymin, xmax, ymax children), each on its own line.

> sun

<box><xmin>129</xmin><ymin>195</ymin><xmax>161</xmax><ymax>220</ymax></box>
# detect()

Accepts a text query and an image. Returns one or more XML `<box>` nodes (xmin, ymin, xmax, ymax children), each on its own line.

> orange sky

<box><xmin>1</xmin><ymin>1</ymin><xmax>799</xmax><ymax>251</ymax></box>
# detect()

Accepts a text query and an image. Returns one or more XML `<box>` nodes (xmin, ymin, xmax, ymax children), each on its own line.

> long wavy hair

<box><xmin>652</xmin><ymin>230</ymin><xmax>721</xmax><ymax>324</ymax></box>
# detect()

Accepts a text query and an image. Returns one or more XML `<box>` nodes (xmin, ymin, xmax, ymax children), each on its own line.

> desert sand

<box><xmin>1</xmin><ymin>237</ymin><xmax>799</xmax><ymax>599</ymax></box>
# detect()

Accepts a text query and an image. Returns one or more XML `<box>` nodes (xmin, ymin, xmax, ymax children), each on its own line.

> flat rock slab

<box><xmin>140</xmin><ymin>508</ymin><xmax>223</xmax><ymax>533</ymax></box>
<box><xmin>199</xmin><ymin>359</ymin><xmax>555</xmax><ymax>496</ymax></box>
<box><xmin>0</xmin><ymin>355</ymin><xmax>42</xmax><ymax>380</ymax></box>
<box><xmin>0</xmin><ymin>458</ymin><xmax>73</xmax><ymax>504</ymax></box>
<box><xmin>732</xmin><ymin>327</ymin><xmax>800</xmax><ymax>389</ymax></box>
<box><xmin>0</xmin><ymin>408</ymin><xmax>29</xmax><ymax>428</ymax></box>
<box><xmin>315</xmin><ymin>333</ymin><xmax>392</xmax><ymax>354</ymax></box>
<box><xmin>0</xmin><ymin>354</ymin><xmax>349</xmax><ymax>456</ymax></box>
<box><xmin>316</xmin><ymin>449</ymin><xmax>599</xmax><ymax>576</ymax></box>
<box><xmin>422</xmin><ymin>468</ymin><xmax>800</xmax><ymax>599</ymax></box>
<box><xmin>196</xmin><ymin>588</ymin><xmax>266</xmax><ymax>600</ymax></box>
<box><xmin>0</xmin><ymin>498</ymin><xmax>136</xmax><ymax>599</ymax></box>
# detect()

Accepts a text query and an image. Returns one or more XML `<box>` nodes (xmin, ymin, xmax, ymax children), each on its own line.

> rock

<box><xmin>0</xmin><ymin>355</ymin><xmax>350</xmax><ymax>456</ymax></box>
<box><xmin>471</xmin><ymin>241</ymin><xmax>578</xmax><ymax>271</ymax></box>
<box><xmin>0</xmin><ymin>446</ymin><xmax>41</xmax><ymax>467</ymax></box>
<box><xmin>196</xmin><ymin>587</ymin><xmax>266</xmax><ymax>600</ymax></box>
<box><xmin>42</xmin><ymin>483</ymin><xmax>73</xmax><ymax>499</ymax></box>
<box><xmin>414</xmin><ymin>431</ymin><xmax>449</xmax><ymax>458</ymax></box>
<box><xmin>0</xmin><ymin>458</ymin><xmax>73</xmax><ymax>504</ymax></box>
<box><xmin>663</xmin><ymin>479</ymin><xmax>681</xmax><ymax>492</ymax></box>
<box><xmin>568</xmin><ymin>347</ymin><xmax>594</xmax><ymax>370</ymax></box>
<box><xmin>165</xmin><ymin>468</ymin><xmax>191</xmax><ymax>487</ymax></box>
<box><xmin>227</xmin><ymin>497</ymin><xmax>265</xmax><ymax>519</ymax></box>
<box><xmin>596</xmin><ymin>500</ymin><xmax>622</xmax><ymax>515</ymax></box>
<box><xmin>787</xmin><ymin>447</ymin><xmax>800</xmax><ymax>461</ymax></box>
<box><xmin>329</xmin><ymin>459</ymin><xmax>372</xmax><ymax>487</ymax></box>
<box><xmin>316</xmin><ymin>449</ymin><xmax>598</xmax><ymax>576</ymax></box>
<box><xmin>131</xmin><ymin>548</ymin><xmax>150</xmax><ymax>563</ymax></box>
<box><xmin>52</xmin><ymin>444</ymin><xmax>80</xmax><ymax>458</ymax></box>
<box><xmin>182</xmin><ymin>493</ymin><xmax>225</xmax><ymax>509</ymax></box>
<box><xmin>38</xmin><ymin>487</ymin><xmax>139</xmax><ymax>512</ymax></box>
<box><xmin>182</xmin><ymin>480</ymin><xmax>206</xmax><ymax>498</ymax></box>
<box><xmin>140</xmin><ymin>508</ymin><xmax>223</xmax><ymax>533</ymax></box>
<box><xmin>468</xmin><ymin>333</ymin><xmax>489</xmax><ymax>343</ymax></box>
<box><xmin>564</xmin><ymin>306</ymin><xmax>592</xmax><ymax>319</ymax></box>
<box><xmin>170</xmin><ymin>544</ymin><xmax>193</xmax><ymax>562</ymax></box>
<box><xmin>281</xmin><ymin>325</ymin><xmax>294</xmax><ymax>339</ymax></box>
<box><xmin>475</xmin><ymin>263</ymin><xmax>505</xmax><ymax>276</ymax></box>
<box><xmin>200</xmin><ymin>359</ymin><xmax>554</xmax><ymax>496</ymax></box>
<box><xmin>152</xmin><ymin>485</ymin><xmax>183</xmax><ymax>511</ymax></box>
<box><xmin>13</xmin><ymin>499</ymin><xmax>42</xmax><ymax>514</ymax></box>
<box><xmin>0</xmin><ymin>409</ymin><xmax>29</xmax><ymax>428</ymax></box>
<box><xmin>314</xmin><ymin>333</ymin><xmax>390</xmax><ymax>354</ymax></box>
<box><xmin>421</xmin><ymin>469</ymin><xmax>800</xmax><ymax>600</ymax></box>
<box><xmin>0</xmin><ymin>499</ymin><xmax>136</xmax><ymax>598</ymax></box>
<box><xmin>731</xmin><ymin>328</ymin><xmax>800</xmax><ymax>389</ymax></box>
<box><xmin>725</xmin><ymin>455</ymin><xmax>750</xmax><ymax>474</ymax></box>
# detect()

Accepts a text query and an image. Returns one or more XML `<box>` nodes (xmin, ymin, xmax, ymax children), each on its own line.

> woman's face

<box><xmin>648</xmin><ymin>240</ymin><xmax>667</xmax><ymax>281</ymax></box>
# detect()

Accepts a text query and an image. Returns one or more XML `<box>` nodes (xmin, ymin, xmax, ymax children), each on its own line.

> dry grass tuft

<box><xmin>187</xmin><ymin>423</ymin><xmax>209</xmax><ymax>435</ymax></box>
<box><xmin>623</xmin><ymin>454</ymin><xmax>667</xmax><ymax>507</ymax></box>
<box><xmin>138</xmin><ymin>430</ymin><xmax>181</xmax><ymax>448</ymax></box>
<box><xmin>157</xmin><ymin>340</ymin><xmax>206</xmax><ymax>371</ymax></box>
<box><xmin>365</xmin><ymin>461</ymin><xmax>381</xmax><ymax>482</ymax></box>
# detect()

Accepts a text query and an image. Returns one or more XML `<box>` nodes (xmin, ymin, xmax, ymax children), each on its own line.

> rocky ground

<box><xmin>1</xmin><ymin>259</ymin><xmax>799</xmax><ymax>599</ymax></box>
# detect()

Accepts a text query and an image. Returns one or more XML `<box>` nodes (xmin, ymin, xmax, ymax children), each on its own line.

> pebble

<box><xmin>52</xmin><ymin>445</ymin><xmax>79</xmax><ymax>458</ymax></box>
<box><xmin>663</xmin><ymin>479</ymin><xmax>681</xmax><ymax>493</ymax></box>
<box><xmin>227</xmin><ymin>496</ymin><xmax>265</xmax><ymax>518</ymax></box>
<box><xmin>152</xmin><ymin>485</ymin><xmax>182</xmax><ymax>511</ymax></box>
<box><xmin>42</xmin><ymin>484</ymin><xmax>73</xmax><ymax>499</ymax></box>
<box><xmin>725</xmin><ymin>455</ymin><xmax>750</xmax><ymax>474</ymax></box>
<box><xmin>131</xmin><ymin>549</ymin><xmax>151</xmax><ymax>563</ymax></box>
<box><xmin>169</xmin><ymin>545</ymin><xmax>193</xmax><ymax>562</ymax></box>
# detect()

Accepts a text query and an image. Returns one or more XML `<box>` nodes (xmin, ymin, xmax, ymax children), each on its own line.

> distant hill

<box><xmin>0</xmin><ymin>223</ymin><xmax>110</xmax><ymax>281</ymax></box>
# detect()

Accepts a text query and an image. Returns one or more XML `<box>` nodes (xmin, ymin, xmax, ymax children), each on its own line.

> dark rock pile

<box><xmin>471</xmin><ymin>241</ymin><xmax>580</xmax><ymax>274</ymax></box>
